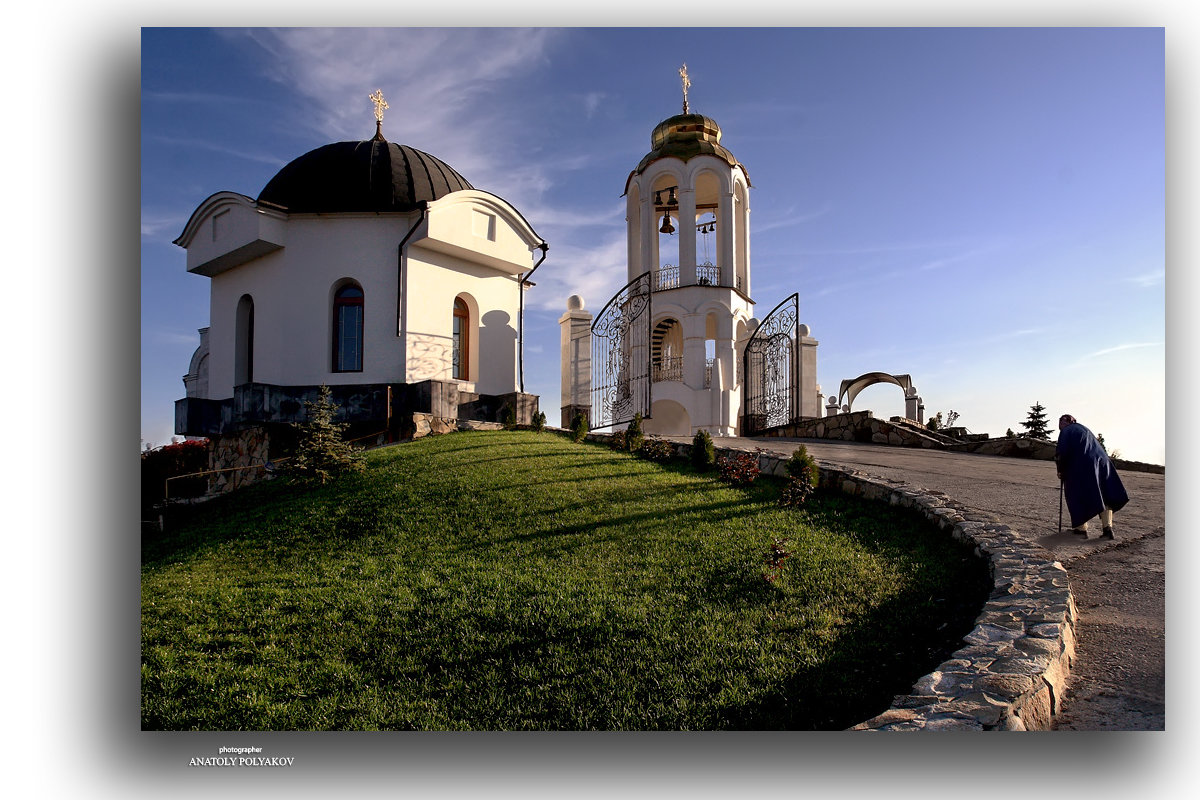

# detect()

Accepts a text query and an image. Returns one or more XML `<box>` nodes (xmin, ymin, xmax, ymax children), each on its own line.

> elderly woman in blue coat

<box><xmin>1055</xmin><ymin>414</ymin><xmax>1129</xmax><ymax>539</ymax></box>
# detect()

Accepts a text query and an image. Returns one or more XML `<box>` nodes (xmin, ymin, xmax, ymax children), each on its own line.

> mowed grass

<box><xmin>141</xmin><ymin>430</ymin><xmax>990</xmax><ymax>730</ymax></box>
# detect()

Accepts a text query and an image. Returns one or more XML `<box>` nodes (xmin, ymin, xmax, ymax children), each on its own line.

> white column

<box><xmin>718</xmin><ymin>191</ymin><xmax>736</xmax><ymax>288</ymax></box>
<box><xmin>682</xmin><ymin>312</ymin><xmax>706</xmax><ymax>389</ymax></box>
<box><xmin>678</xmin><ymin>187</ymin><xmax>697</xmax><ymax>286</ymax></box>
<box><xmin>639</xmin><ymin>189</ymin><xmax>655</xmax><ymax>281</ymax></box>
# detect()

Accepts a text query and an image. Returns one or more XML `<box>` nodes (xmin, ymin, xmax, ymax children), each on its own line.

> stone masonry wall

<box><xmin>760</xmin><ymin>411</ymin><xmax>946</xmax><ymax>448</ymax></box>
<box><xmin>207</xmin><ymin>427</ymin><xmax>271</xmax><ymax>494</ymax></box>
<box><xmin>408</xmin><ymin>413</ymin><xmax>505</xmax><ymax>440</ymax></box>
<box><xmin>762</xmin><ymin>412</ymin><xmax>1164</xmax><ymax>475</ymax></box>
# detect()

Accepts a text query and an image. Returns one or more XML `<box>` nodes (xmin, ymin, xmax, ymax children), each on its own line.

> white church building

<box><xmin>174</xmin><ymin>94</ymin><xmax>547</xmax><ymax>444</ymax></box>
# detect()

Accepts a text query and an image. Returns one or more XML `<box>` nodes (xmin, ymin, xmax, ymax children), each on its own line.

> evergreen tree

<box><xmin>569</xmin><ymin>411</ymin><xmax>589</xmax><ymax>443</ymax></box>
<box><xmin>286</xmin><ymin>385</ymin><xmax>365</xmax><ymax>483</ymax></box>
<box><xmin>1019</xmin><ymin>402</ymin><xmax>1052</xmax><ymax>441</ymax></box>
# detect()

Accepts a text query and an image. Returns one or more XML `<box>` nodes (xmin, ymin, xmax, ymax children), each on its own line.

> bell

<box><xmin>659</xmin><ymin>213</ymin><xmax>676</xmax><ymax>235</ymax></box>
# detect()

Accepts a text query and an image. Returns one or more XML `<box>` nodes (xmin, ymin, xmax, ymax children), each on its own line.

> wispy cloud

<box><xmin>143</xmin><ymin>134</ymin><xmax>286</xmax><ymax>167</ymax></box>
<box><xmin>1081</xmin><ymin>341</ymin><xmax>1162</xmax><ymax>360</ymax></box>
<box><xmin>141</xmin><ymin>211</ymin><xmax>187</xmax><ymax>239</ymax></box>
<box><xmin>1065</xmin><ymin>341</ymin><xmax>1163</xmax><ymax>369</ymax></box>
<box><xmin>582</xmin><ymin>91</ymin><xmax>606</xmax><ymax>119</ymax></box>
<box><xmin>753</xmin><ymin>203</ymin><xmax>832</xmax><ymax>233</ymax></box>
<box><xmin>527</xmin><ymin>234</ymin><xmax>628</xmax><ymax>313</ymax></box>
<box><xmin>226</xmin><ymin>28</ymin><xmax>559</xmax><ymax>207</ymax></box>
<box><xmin>1123</xmin><ymin>269</ymin><xmax>1164</xmax><ymax>288</ymax></box>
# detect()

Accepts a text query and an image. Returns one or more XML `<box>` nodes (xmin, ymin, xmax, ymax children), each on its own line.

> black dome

<box><xmin>257</xmin><ymin>136</ymin><xmax>473</xmax><ymax>213</ymax></box>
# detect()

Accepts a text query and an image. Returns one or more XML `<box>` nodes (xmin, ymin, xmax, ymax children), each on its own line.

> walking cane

<box><xmin>1058</xmin><ymin>480</ymin><xmax>1064</xmax><ymax>533</ymax></box>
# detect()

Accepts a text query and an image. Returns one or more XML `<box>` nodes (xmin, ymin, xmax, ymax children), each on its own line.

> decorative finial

<box><xmin>369</xmin><ymin>89</ymin><xmax>389</xmax><ymax>140</ymax></box>
<box><xmin>679</xmin><ymin>64</ymin><xmax>691</xmax><ymax>114</ymax></box>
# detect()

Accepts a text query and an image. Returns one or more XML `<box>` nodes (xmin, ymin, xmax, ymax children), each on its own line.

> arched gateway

<box><xmin>833</xmin><ymin>371</ymin><xmax>924</xmax><ymax>423</ymax></box>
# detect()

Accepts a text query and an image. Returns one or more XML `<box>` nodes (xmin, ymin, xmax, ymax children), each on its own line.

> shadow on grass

<box><xmin>143</xmin><ymin>431</ymin><xmax>993</xmax><ymax>730</ymax></box>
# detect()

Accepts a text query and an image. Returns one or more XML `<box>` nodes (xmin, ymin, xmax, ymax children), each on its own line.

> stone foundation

<box><xmin>207</xmin><ymin>427</ymin><xmax>271</xmax><ymax>494</ymax></box>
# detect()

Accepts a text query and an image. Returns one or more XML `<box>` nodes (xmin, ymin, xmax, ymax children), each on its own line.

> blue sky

<box><xmin>141</xmin><ymin>27</ymin><xmax>1166</xmax><ymax>463</ymax></box>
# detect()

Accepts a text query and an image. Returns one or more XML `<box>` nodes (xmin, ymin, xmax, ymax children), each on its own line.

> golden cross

<box><xmin>679</xmin><ymin>64</ymin><xmax>691</xmax><ymax>113</ymax></box>
<box><xmin>369</xmin><ymin>89</ymin><xmax>389</xmax><ymax>123</ymax></box>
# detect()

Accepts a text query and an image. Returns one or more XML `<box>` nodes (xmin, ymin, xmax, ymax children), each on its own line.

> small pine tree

<box><xmin>786</xmin><ymin>445</ymin><xmax>820</xmax><ymax>486</ymax></box>
<box><xmin>625</xmin><ymin>413</ymin><xmax>645</xmax><ymax>452</ymax></box>
<box><xmin>1096</xmin><ymin>432</ymin><xmax>1107</xmax><ymax>452</ymax></box>
<box><xmin>1019</xmin><ymin>402</ymin><xmax>1052</xmax><ymax>441</ymax></box>
<box><xmin>531</xmin><ymin>411</ymin><xmax>546</xmax><ymax>432</ymax></box>
<box><xmin>1005</xmin><ymin>428</ymin><xmax>1016</xmax><ymax>439</ymax></box>
<box><xmin>501</xmin><ymin>405</ymin><xmax>517</xmax><ymax>430</ymax></box>
<box><xmin>286</xmin><ymin>385</ymin><xmax>365</xmax><ymax>483</ymax></box>
<box><xmin>570</xmin><ymin>411</ymin><xmax>589</xmax><ymax>443</ymax></box>
<box><xmin>691</xmin><ymin>429</ymin><xmax>715</xmax><ymax>472</ymax></box>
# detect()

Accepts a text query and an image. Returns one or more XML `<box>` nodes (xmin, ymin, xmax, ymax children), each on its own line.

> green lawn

<box><xmin>141</xmin><ymin>430</ymin><xmax>990</xmax><ymax>730</ymax></box>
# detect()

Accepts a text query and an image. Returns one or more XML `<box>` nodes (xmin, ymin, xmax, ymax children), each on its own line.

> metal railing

<box><xmin>654</xmin><ymin>265</ymin><xmax>680</xmax><ymax>291</ymax></box>
<box><xmin>650</xmin><ymin>264</ymin><xmax>744</xmax><ymax>292</ymax></box>
<box><xmin>696</xmin><ymin>263</ymin><xmax>720</xmax><ymax>286</ymax></box>
<box><xmin>653</xmin><ymin>356</ymin><xmax>684</xmax><ymax>383</ymax></box>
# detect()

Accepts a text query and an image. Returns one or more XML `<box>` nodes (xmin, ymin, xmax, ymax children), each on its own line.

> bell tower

<box><xmin>619</xmin><ymin>64</ymin><xmax>756</xmax><ymax>437</ymax></box>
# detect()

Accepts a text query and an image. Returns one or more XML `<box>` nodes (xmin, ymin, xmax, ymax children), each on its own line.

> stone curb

<box><xmin>575</xmin><ymin>430</ymin><xmax>1076</xmax><ymax>731</ymax></box>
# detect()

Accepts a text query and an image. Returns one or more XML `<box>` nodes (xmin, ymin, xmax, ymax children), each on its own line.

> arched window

<box><xmin>452</xmin><ymin>298</ymin><xmax>469</xmax><ymax>380</ymax></box>
<box><xmin>333</xmin><ymin>284</ymin><xmax>364</xmax><ymax>372</ymax></box>
<box><xmin>235</xmin><ymin>294</ymin><xmax>254</xmax><ymax>385</ymax></box>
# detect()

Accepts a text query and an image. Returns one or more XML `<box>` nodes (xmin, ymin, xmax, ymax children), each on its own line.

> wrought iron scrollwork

<box><xmin>742</xmin><ymin>293</ymin><xmax>799</xmax><ymax>435</ymax></box>
<box><xmin>591</xmin><ymin>273</ymin><xmax>653</xmax><ymax>430</ymax></box>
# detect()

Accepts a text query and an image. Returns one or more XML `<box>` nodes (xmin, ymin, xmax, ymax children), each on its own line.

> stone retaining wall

<box><xmin>759</xmin><ymin>412</ymin><xmax>1164</xmax><ymax>475</ymax></box>
<box><xmin>759</xmin><ymin>411</ymin><xmax>947</xmax><ymax>448</ymax></box>
<box><xmin>576</xmin><ymin>429</ymin><xmax>1077</xmax><ymax>730</ymax></box>
<box><xmin>207</xmin><ymin>427</ymin><xmax>271</xmax><ymax>494</ymax></box>
<box><xmin>408</xmin><ymin>413</ymin><xmax>506</xmax><ymax>440</ymax></box>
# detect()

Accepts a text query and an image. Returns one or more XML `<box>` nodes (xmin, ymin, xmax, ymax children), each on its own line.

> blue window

<box><xmin>334</xmin><ymin>285</ymin><xmax>364</xmax><ymax>372</ymax></box>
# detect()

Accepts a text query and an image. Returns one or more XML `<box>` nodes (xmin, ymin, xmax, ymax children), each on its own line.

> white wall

<box><xmin>195</xmin><ymin>191</ymin><xmax>543</xmax><ymax>401</ymax></box>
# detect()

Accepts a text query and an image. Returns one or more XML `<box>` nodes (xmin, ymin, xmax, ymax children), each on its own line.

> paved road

<box><xmin>726</xmin><ymin>437</ymin><xmax>1167</xmax><ymax>730</ymax></box>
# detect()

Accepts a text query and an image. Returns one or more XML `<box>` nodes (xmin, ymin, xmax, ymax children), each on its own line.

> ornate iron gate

<box><xmin>742</xmin><ymin>293</ymin><xmax>799</xmax><ymax>435</ymax></box>
<box><xmin>591</xmin><ymin>272</ymin><xmax>653</xmax><ymax>430</ymax></box>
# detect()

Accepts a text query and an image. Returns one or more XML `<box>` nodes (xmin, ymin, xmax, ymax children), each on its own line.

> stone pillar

<box><xmin>559</xmin><ymin>295</ymin><xmax>593</xmax><ymax>427</ymax></box>
<box><xmin>826</xmin><ymin>396</ymin><xmax>841</xmax><ymax>417</ymax></box>
<box><xmin>798</xmin><ymin>324</ymin><xmax>820</xmax><ymax>418</ymax></box>
<box><xmin>905</xmin><ymin>387</ymin><xmax>921</xmax><ymax>423</ymax></box>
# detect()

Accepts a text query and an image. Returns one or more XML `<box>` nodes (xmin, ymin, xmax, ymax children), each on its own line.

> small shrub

<box><xmin>531</xmin><ymin>411</ymin><xmax>546</xmax><ymax>432</ymax></box>
<box><xmin>501</xmin><ymin>405</ymin><xmax>517</xmax><ymax>430</ymax></box>
<box><xmin>141</xmin><ymin>439</ymin><xmax>209</xmax><ymax>511</ymax></box>
<box><xmin>717</xmin><ymin>452</ymin><xmax>760</xmax><ymax>487</ymax></box>
<box><xmin>638</xmin><ymin>437</ymin><xmax>675</xmax><ymax>463</ymax></box>
<box><xmin>779</xmin><ymin>477</ymin><xmax>815</xmax><ymax>508</ymax></box>
<box><xmin>569</xmin><ymin>412</ymin><xmax>589</xmax><ymax>443</ymax></box>
<box><xmin>785</xmin><ymin>445</ymin><xmax>819</xmax><ymax>486</ymax></box>
<box><xmin>625</xmin><ymin>413</ymin><xmax>645</xmax><ymax>452</ymax></box>
<box><xmin>691</xmin><ymin>429</ymin><xmax>715</xmax><ymax>472</ymax></box>
<box><xmin>763</xmin><ymin>536</ymin><xmax>791</xmax><ymax>583</ymax></box>
<box><xmin>610</xmin><ymin>430</ymin><xmax>627</xmax><ymax>450</ymax></box>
